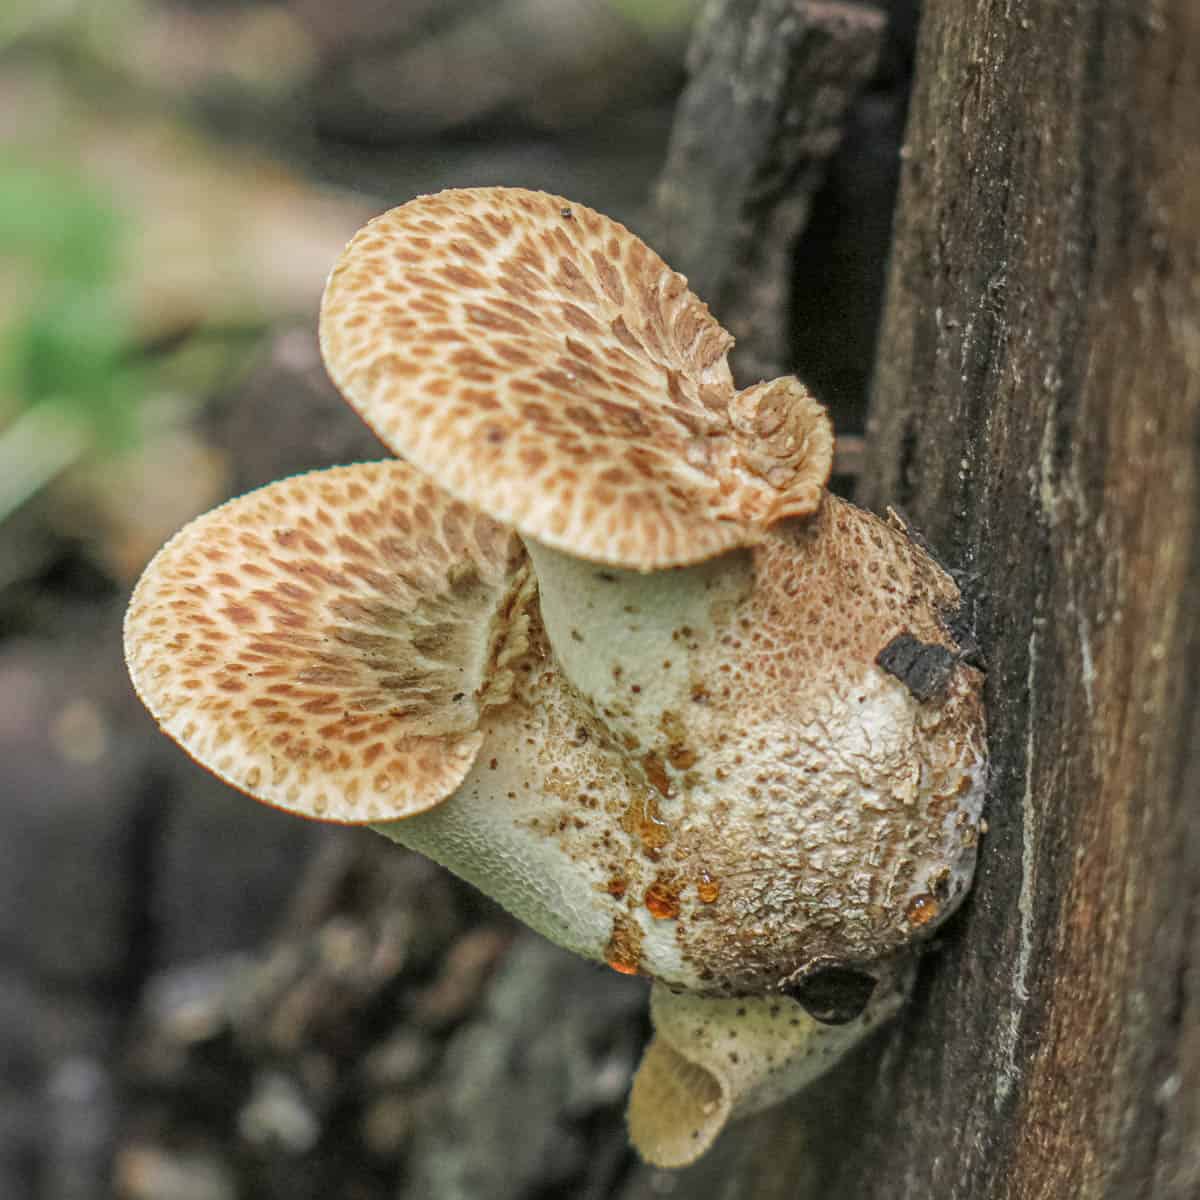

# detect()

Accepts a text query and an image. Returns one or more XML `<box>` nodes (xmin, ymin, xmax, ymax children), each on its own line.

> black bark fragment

<box><xmin>875</xmin><ymin>632</ymin><xmax>956</xmax><ymax>702</ymax></box>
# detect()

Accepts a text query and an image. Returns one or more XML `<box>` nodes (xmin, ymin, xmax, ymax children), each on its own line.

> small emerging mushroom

<box><xmin>631</xmin><ymin>960</ymin><xmax>913</xmax><ymax>1166</ymax></box>
<box><xmin>125</xmin><ymin>188</ymin><xmax>987</xmax><ymax>1167</ymax></box>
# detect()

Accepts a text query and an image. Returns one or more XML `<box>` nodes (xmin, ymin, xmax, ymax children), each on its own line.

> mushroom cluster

<box><xmin>124</xmin><ymin>187</ymin><xmax>986</xmax><ymax>1167</ymax></box>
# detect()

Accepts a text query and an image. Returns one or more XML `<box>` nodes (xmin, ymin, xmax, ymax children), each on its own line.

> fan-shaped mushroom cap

<box><xmin>320</xmin><ymin>187</ymin><xmax>833</xmax><ymax>570</ymax></box>
<box><xmin>124</xmin><ymin>461</ymin><xmax>533</xmax><ymax>823</ymax></box>
<box><xmin>628</xmin><ymin>966</ymin><xmax>912</xmax><ymax>1168</ymax></box>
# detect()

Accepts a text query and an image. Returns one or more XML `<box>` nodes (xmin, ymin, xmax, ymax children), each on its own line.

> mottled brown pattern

<box><xmin>320</xmin><ymin>188</ymin><xmax>833</xmax><ymax>568</ymax></box>
<box><xmin>666</xmin><ymin>497</ymin><xmax>985</xmax><ymax>985</ymax></box>
<box><xmin>538</xmin><ymin>496</ymin><xmax>984</xmax><ymax>993</ymax></box>
<box><xmin>730</xmin><ymin>495</ymin><xmax>961</xmax><ymax>687</ymax></box>
<box><xmin>124</xmin><ymin>461</ymin><xmax>530</xmax><ymax>823</ymax></box>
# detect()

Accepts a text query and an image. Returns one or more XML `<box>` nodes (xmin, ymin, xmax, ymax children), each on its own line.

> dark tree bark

<box><xmin>623</xmin><ymin>1</ymin><xmax>1200</xmax><ymax>1197</ymax></box>
<box><xmin>651</xmin><ymin>0</ymin><xmax>886</xmax><ymax>385</ymax></box>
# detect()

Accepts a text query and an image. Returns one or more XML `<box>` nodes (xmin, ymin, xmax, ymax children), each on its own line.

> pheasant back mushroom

<box><xmin>124</xmin><ymin>187</ymin><xmax>987</xmax><ymax>1167</ymax></box>
<box><xmin>319</xmin><ymin>187</ymin><xmax>834</xmax><ymax>569</ymax></box>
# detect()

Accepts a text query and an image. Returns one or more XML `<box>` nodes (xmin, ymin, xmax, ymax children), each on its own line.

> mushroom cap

<box><xmin>124</xmin><ymin>461</ymin><xmax>531</xmax><ymax>824</ymax></box>
<box><xmin>320</xmin><ymin>187</ymin><xmax>833</xmax><ymax>569</ymax></box>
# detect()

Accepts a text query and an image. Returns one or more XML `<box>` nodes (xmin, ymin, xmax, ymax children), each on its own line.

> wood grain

<box><xmin>650</xmin><ymin>0</ymin><xmax>885</xmax><ymax>384</ymax></box>
<box><xmin>623</xmin><ymin>1</ymin><xmax>1200</xmax><ymax>1196</ymax></box>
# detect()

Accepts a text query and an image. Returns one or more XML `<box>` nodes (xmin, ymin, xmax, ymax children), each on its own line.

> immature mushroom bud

<box><xmin>125</xmin><ymin>187</ymin><xmax>988</xmax><ymax>1167</ymax></box>
<box><xmin>629</xmin><ymin>960</ymin><xmax>913</xmax><ymax>1168</ymax></box>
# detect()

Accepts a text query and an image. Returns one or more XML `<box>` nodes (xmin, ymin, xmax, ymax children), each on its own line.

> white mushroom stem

<box><xmin>371</xmin><ymin>698</ymin><xmax>618</xmax><ymax>968</ymax></box>
<box><xmin>522</xmin><ymin>536</ymin><xmax>751</xmax><ymax>749</ymax></box>
<box><xmin>370</xmin><ymin>658</ymin><xmax>694</xmax><ymax>982</ymax></box>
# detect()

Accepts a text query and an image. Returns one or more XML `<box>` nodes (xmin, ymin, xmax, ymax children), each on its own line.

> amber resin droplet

<box><xmin>605</xmin><ymin>914</ymin><xmax>643</xmax><ymax>975</ymax></box>
<box><xmin>645</xmin><ymin>879</ymin><xmax>682</xmax><ymax>920</ymax></box>
<box><xmin>696</xmin><ymin>871</ymin><xmax>721</xmax><ymax>904</ymax></box>
<box><xmin>642</xmin><ymin>753</ymin><xmax>672</xmax><ymax>797</ymax></box>
<box><xmin>905</xmin><ymin>894</ymin><xmax>940</xmax><ymax>927</ymax></box>
<box><xmin>622</xmin><ymin>793</ymin><xmax>671</xmax><ymax>858</ymax></box>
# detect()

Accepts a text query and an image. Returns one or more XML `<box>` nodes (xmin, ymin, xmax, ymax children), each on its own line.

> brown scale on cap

<box><xmin>124</xmin><ymin>461</ymin><xmax>533</xmax><ymax>823</ymax></box>
<box><xmin>320</xmin><ymin>187</ymin><xmax>833</xmax><ymax>569</ymax></box>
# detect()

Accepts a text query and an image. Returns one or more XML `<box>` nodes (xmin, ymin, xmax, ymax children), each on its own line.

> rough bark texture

<box><xmin>624</xmin><ymin>0</ymin><xmax>1200</xmax><ymax>1197</ymax></box>
<box><xmin>651</xmin><ymin>0</ymin><xmax>885</xmax><ymax>385</ymax></box>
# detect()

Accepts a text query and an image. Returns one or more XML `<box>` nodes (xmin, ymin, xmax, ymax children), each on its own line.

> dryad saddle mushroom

<box><xmin>125</xmin><ymin>187</ymin><xmax>987</xmax><ymax>1167</ymax></box>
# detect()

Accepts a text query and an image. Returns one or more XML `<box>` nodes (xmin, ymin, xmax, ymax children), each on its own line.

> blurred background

<box><xmin>0</xmin><ymin>1</ymin><xmax>911</xmax><ymax>1196</ymax></box>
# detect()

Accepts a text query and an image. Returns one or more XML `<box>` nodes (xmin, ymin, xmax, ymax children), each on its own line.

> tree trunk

<box><xmin>622</xmin><ymin>1</ymin><xmax>1200</xmax><ymax>1197</ymax></box>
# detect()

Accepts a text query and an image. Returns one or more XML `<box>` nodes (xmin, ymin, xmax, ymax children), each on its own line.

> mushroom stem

<box><xmin>370</xmin><ymin>654</ymin><xmax>694</xmax><ymax>983</ymax></box>
<box><xmin>521</xmin><ymin>536</ymin><xmax>751</xmax><ymax>750</ymax></box>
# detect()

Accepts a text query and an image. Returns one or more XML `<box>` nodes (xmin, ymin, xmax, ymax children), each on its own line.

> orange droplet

<box><xmin>605</xmin><ymin>914</ymin><xmax>642</xmax><ymax>976</ymax></box>
<box><xmin>696</xmin><ymin>870</ymin><xmax>720</xmax><ymax>904</ymax></box>
<box><xmin>906</xmin><ymin>894</ymin><xmax>940</xmax><ymax>927</ymax></box>
<box><xmin>644</xmin><ymin>879</ymin><xmax>681</xmax><ymax>920</ymax></box>
<box><xmin>621</xmin><ymin>792</ymin><xmax>671</xmax><ymax>855</ymax></box>
<box><xmin>607</xmin><ymin>957</ymin><xmax>640</xmax><ymax>976</ymax></box>
<box><xmin>605</xmin><ymin>875</ymin><xmax>628</xmax><ymax>899</ymax></box>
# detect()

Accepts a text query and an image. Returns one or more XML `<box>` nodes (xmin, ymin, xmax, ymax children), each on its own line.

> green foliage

<box><xmin>608</xmin><ymin>0</ymin><xmax>705</xmax><ymax>36</ymax></box>
<box><xmin>4</xmin><ymin>292</ymin><xmax>145</xmax><ymax>452</ymax></box>
<box><xmin>0</xmin><ymin>162</ymin><xmax>122</xmax><ymax>284</ymax></box>
<box><xmin>0</xmin><ymin>0</ymin><xmax>147</xmax><ymax>63</ymax></box>
<box><xmin>0</xmin><ymin>161</ymin><xmax>149</xmax><ymax>520</ymax></box>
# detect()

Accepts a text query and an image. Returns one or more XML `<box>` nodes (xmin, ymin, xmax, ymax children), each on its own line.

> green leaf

<box><xmin>0</xmin><ymin>162</ymin><xmax>123</xmax><ymax>283</ymax></box>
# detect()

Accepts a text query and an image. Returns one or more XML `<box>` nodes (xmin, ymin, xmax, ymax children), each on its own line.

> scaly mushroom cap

<box><xmin>124</xmin><ymin>461</ymin><xmax>533</xmax><ymax>823</ymax></box>
<box><xmin>320</xmin><ymin>187</ymin><xmax>833</xmax><ymax>569</ymax></box>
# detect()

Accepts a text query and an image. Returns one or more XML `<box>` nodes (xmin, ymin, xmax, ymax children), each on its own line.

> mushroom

<box><xmin>124</xmin><ymin>187</ymin><xmax>987</xmax><ymax>1166</ymax></box>
<box><xmin>630</xmin><ymin>960</ymin><xmax>914</xmax><ymax>1167</ymax></box>
<box><xmin>123</xmin><ymin>461</ymin><xmax>531</xmax><ymax>824</ymax></box>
